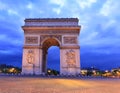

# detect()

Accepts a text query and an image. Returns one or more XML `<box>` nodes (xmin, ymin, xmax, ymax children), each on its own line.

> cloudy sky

<box><xmin>0</xmin><ymin>0</ymin><xmax>120</xmax><ymax>70</ymax></box>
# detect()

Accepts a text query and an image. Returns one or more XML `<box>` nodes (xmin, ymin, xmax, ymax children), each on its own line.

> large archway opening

<box><xmin>42</xmin><ymin>38</ymin><xmax>60</xmax><ymax>74</ymax></box>
<box><xmin>47</xmin><ymin>46</ymin><xmax>60</xmax><ymax>75</ymax></box>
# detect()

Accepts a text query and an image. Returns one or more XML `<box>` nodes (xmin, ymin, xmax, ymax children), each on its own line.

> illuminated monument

<box><xmin>22</xmin><ymin>18</ymin><xmax>81</xmax><ymax>75</ymax></box>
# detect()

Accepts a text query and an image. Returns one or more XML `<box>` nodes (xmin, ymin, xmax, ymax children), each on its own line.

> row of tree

<box><xmin>47</xmin><ymin>68</ymin><xmax>60</xmax><ymax>75</ymax></box>
<box><xmin>81</xmin><ymin>67</ymin><xmax>120</xmax><ymax>77</ymax></box>
<box><xmin>0</xmin><ymin>64</ymin><xmax>59</xmax><ymax>75</ymax></box>
<box><xmin>0</xmin><ymin>64</ymin><xmax>21</xmax><ymax>74</ymax></box>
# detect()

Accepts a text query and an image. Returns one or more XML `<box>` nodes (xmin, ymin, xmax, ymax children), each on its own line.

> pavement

<box><xmin>0</xmin><ymin>75</ymin><xmax>120</xmax><ymax>93</ymax></box>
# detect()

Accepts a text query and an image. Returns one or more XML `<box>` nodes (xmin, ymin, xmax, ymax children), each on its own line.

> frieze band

<box><xmin>24</xmin><ymin>30</ymin><xmax>79</xmax><ymax>35</ymax></box>
<box><xmin>64</xmin><ymin>37</ymin><xmax>77</xmax><ymax>44</ymax></box>
<box><xmin>25</xmin><ymin>36</ymin><xmax>38</xmax><ymax>44</ymax></box>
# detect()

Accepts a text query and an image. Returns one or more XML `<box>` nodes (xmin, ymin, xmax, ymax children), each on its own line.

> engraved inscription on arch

<box><xmin>64</xmin><ymin>37</ymin><xmax>77</xmax><ymax>44</ymax></box>
<box><xmin>25</xmin><ymin>36</ymin><xmax>38</xmax><ymax>44</ymax></box>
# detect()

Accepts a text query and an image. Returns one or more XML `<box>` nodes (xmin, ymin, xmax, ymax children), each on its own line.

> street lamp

<box><xmin>105</xmin><ymin>70</ymin><xmax>108</xmax><ymax>73</ymax></box>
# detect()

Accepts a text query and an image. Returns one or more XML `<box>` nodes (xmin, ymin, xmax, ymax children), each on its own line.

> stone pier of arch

<box><xmin>22</xmin><ymin>18</ymin><xmax>81</xmax><ymax>75</ymax></box>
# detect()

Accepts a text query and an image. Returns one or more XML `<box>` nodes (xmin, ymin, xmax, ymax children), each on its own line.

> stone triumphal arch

<box><xmin>22</xmin><ymin>18</ymin><xmax>81</xmax><ymax>75</ymax></box>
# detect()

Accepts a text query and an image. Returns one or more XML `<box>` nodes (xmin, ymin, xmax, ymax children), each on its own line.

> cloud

<box><xmin>8</xmin><ymin>9</ymin><xmax>18</xmax><ymax>16</ymax></box>
<box><xmin>0</xmin><ymin>0</ymin><xmax>120</xmax><ymax>70</ymax></box>
<box><xmin>76</xmin><ymin>0</ymin><xmax>97</xmax><ymax>9</ymax></box>
<box><xmin>52</xmin><ymin>8</ymin><xmax>61</xmax><ymax>15</ymax></box>
<box><xmin>0</xmin><ymin>53</ymin><xmax>22</xmax><ymax>67</ymax></box>
<box><xmin>26</xmin><ymin>2</ymin><xmax>34</xmax><ymax>9</ymax></box>
<box><xmin>78</xmin><ymin>0</ymin><xmax>120</xmax><ymax>53</ymax></box>
<box><xmin>99</xmin><ymin>0</ymin><xmax>120</xmax><ymax>17</ymax></box>
<box><xmin>49</xmin><ymin>0</ymin><xmax>67</xmax><ymax>15</ymax></box>
<box><xmin>81</xmin><ymin>52</ymin><xmax>120</xmax><ymax>70</ymax></box>
<box><xmin>49</xmin><ymin>0</ymin><xmax>66</xmax><ymax>7</ymax></box>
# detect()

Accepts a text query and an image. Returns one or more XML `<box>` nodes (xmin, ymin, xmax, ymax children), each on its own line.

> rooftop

<box><xmin>24</xmin><ymin>18</ymin><xmax>79</xmax><ymax>27</ymax></box>
<box><xmin>25</xmin><ymin>18</ymin><xmax>79</xmax><ymax>22</ymax></box>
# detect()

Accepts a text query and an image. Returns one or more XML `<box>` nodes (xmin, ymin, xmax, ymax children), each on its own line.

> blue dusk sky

<box><xmin>0</xmin><ymin>0</ymin><xmax>120</xmax><ymax>70</ymax></box>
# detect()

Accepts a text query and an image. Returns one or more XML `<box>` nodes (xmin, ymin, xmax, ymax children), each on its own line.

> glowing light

<box><xmin>9</xmin><ymin>68</ymin><xmax>15</xmax><ymax>73</ymax></box>
<box><xmin>48</xmin><ymin>70</ymin><xmax>51</xmax><ymax>73</ymax></box>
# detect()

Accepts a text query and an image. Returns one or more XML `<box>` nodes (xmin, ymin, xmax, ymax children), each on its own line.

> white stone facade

<box><xmin>22</xmin><ymin>18</ymin><xmax>81</xmax><ymax>75</ymax></box>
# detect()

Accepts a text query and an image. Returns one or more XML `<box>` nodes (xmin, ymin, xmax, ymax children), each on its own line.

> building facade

<box><xmin>22</xmin><ymin>18</ymin><xmax>81</xmax><ymax>75</ymax></box>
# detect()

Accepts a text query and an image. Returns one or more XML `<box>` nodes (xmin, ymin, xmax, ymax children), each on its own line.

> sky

<box><xmin>0</xmin><ymin>0</ymin><xmax>120</xmax><ymax>71</ymax></box>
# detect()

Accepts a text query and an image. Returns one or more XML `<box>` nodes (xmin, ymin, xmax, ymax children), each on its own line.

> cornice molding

<box><xmin>25</xmin><ymin>18</ymin><xmax>79</xmax><ymax>22</ymax></box>
<box><xmin>23</xmin><ymin>46</ymin><xmax>42</xmax><ymax>49</ymax></box>
<box><xmin>60</xmin><ymin>46</ymin><xmax>80</xmax><ymax>49</ymax></box>
<box><xmin>22</xmin><ymin>26</ymin><xmax>81</xmax><ymax>30</ymax></box>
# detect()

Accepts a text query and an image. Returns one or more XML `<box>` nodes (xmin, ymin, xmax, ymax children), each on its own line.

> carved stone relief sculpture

<box><xmin>25</xmin><ymin>36</ymin><xmax>38</xmax><ymax>44</ymax></box>
<box><xmin>26</xmin><ymin>50</ymin><xmax>34</xmax><ymax>64</ymax></box>
<box><xmin>64</xmin><ymin>37</ymin><xmax>77</xmax><ymax>44</ymax></box>
<box><xmin>40</xmin><ymin>35</ymin><xmax>61</xmax><ymax>44</ymax></box>
<box><xmin>66</xmin><ymin>49</ymin><xmax>76</xmax><ymax>67</ymax></box>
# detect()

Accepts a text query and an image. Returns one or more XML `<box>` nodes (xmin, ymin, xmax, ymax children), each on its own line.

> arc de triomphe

<box><xmin>22</xmin><ymin>18</ymin><xmax>81</xmax><ymax>75</ymax></box>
